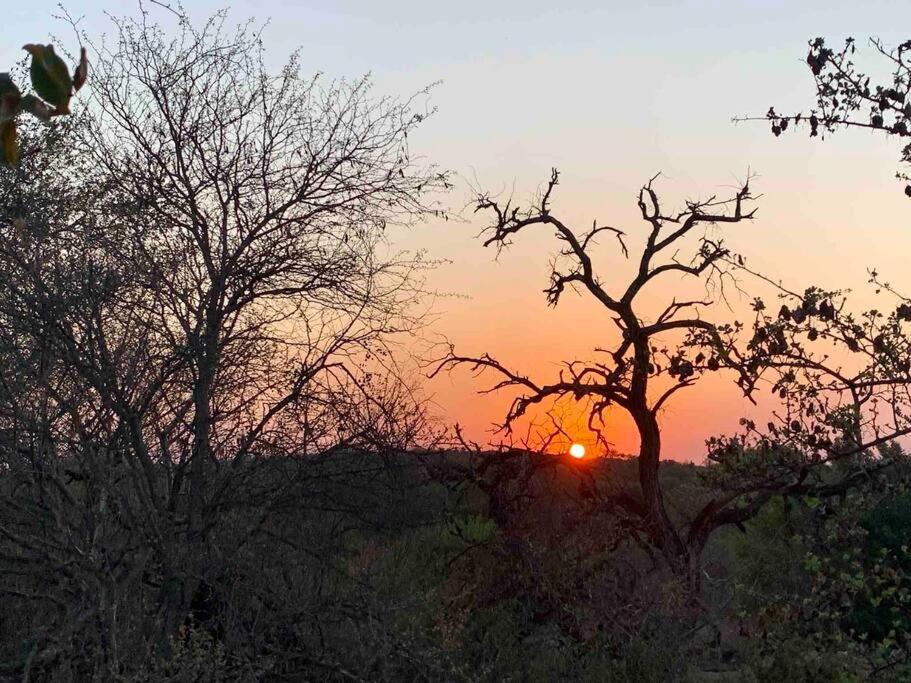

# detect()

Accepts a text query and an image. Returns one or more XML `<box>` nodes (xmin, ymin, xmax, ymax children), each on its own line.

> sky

<box><xmin>6</xmin><ymin>0</ymin><xmax>911</xmax><ymax>459</ymax></box>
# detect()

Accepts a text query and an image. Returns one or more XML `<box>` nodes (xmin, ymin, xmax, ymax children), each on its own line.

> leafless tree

<box><xmin>434</xmin><ymin>168</ymin><xmax>756</xmax><ymax>590</ymax></box>
<box><xmin>0</xmin><ymin>8</ymin><xmax>447</xmax><ymax>677</ymax></box>
<box><xmin>435</xmin><ymin>168</ymin><xmax>911</xmax><ymax>595</ymax></box>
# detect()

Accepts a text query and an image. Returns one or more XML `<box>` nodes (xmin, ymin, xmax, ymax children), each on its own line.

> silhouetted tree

<box><xmin>698</xmin><ymin>275</ymin><xmax>911</xmax><ymax>521</ymax></box>
<box><xmin>436</xmin><ymin>168</ymin><xmax>911</xmax><ymax>596</ymax></box>
<box><xmin>0</xmin><ymin>8</ymin><xmax>446</xmax><ymax>677</ymax></box>
<box><xmin>434</xmin><ymin>168</ymin><xmax>758</xmax><ymax>590</ymax></box>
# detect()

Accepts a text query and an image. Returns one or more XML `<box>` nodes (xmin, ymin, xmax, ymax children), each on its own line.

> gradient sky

<box><xmin>7</xmin><ymin>1</ymin><xmax>911</xmax><ymax>459</ymax></box>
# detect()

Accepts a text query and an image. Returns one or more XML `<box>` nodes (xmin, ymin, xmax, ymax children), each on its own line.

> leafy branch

<box><xmin>1</xmin><ymin>43</ymin><xmax>87</xmax><ymax>164</ymax></box>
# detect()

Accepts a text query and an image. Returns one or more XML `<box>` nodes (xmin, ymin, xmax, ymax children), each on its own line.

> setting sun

<box><xmin>569</xmin><ymin>443</ymin><xmax>586</xmax><ymax>459</ymax></box>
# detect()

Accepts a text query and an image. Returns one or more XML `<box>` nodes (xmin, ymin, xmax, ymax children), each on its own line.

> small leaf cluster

<box><xmin>801</xmin><ymin>485</ymin><xmax>911</xmax><ymax>675</ymax></box>
<box><xmin>765</xmin><ymin>37</ymin><xmax>911</xmax><ymax>195</ymax></box>
<box><xmin>1</xmin><ymin>44</ymin><xmax>87</xmax><ymax>164</ymax></box>
<box><xmin>737</xmin><ymin>470</ymin><xmax>911</xmax><ymax>679</ymax></box>
<box><xmin>704</xmin><ymin>283</ymin><xmax>911</xmax><ymax>491</ymax></box>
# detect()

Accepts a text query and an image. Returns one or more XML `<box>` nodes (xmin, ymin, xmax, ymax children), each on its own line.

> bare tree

<box><xmin>434</xmin><ymin>168</ymin><xmax>757</xmax><ymax>590</ymax></box>
<box><xmin>0</xmin><ymin>8</ymin><xmax>447</xmax><ymax>677</ymax></box>
<box><xmin>435</xmin><ymin>168</ymin><xmax>911</xmax><ymax>595</ymax></box>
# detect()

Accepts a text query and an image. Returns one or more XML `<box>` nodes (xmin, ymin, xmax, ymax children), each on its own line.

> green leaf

<box><xmin>22</xmin><ymin>44</ymin><xmax>72</xmax><ymax>113</ymax></box>
<box><xmin>0</xmin><ymin>119</ymin><xmax>19</xmax><ymax>165</ymax></box>
<box><xmin>0</xmin><ymin>73</ymin><xmax>22</xmax><ymax>124</ymax></box>
<box><xmin>0</xmin><ymin>72</ymin><xmax>19</xmax><ymax>99</ymax></box>
<box><xmin>19</xmin><ymin>94</ymin><xmax>52</xmax><ymax>122</ymax></box>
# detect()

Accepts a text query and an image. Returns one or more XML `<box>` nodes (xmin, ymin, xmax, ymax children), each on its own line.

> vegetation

<box><xmin>0</xmin><ymin>7</ymin><xmax>909</xmax><ymax>682</ymax></box>
<box><xmin>1</xmin><ymin>41</ymin><xmax>87</xmax><ymax>164</ymax></box>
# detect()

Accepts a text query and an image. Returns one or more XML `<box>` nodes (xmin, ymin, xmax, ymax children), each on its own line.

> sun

<box><xmin>568</xmin><ymin>443</ymin><xmax>586</xmax><ymax>459</ymax></box>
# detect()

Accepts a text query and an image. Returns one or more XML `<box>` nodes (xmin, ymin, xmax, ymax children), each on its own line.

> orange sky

<box><xmin>415</xmin><ymin>166</ymin><xmax>909</xmax><ymax>459</ymax></box>
<box><xmin>410</xmin><ymin>156</ymin><xmax>910</xmax><ymax>459</ymax></box>
<box><xmin>8</xmin><ymin>1</ymin><xmax>911</xmax><ymax>460</ymax></box>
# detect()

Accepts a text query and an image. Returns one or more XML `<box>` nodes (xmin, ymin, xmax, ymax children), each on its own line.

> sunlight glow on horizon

<box><xmin>569</xmin><ymin>443</ymin><xmax>586</xmax><ymax>459</ymax></box>
<box><xmin>9</xmin><ymin>0</ymin><xmax>911</xmax><ymax>463</ymax></box>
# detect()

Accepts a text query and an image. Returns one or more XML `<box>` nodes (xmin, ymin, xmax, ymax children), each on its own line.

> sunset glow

<box><xmin>6</xmin><ymin>1</ymin><xmax>911</xmax><ymax>678</ymax></box>
<box><xmin>8</xmin><ymin>0</ymin><xmax>907</xmax><ymax>463</ymax></box>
